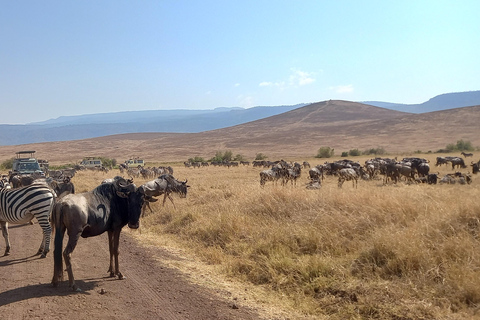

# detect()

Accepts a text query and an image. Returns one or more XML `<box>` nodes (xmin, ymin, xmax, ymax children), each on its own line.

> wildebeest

<box><xmin>138</xmin><ymin>174</ymin><xmax>190</xmax><ymax>213</ymax></box>
<box><xmin>461</xmin><ymin>152</ymin><xmax>474</xmax><ymax>158</ymax></box>
<box><xmin>471</xmin><ymin>160</ymin><xmax>480</xmax><ymax>174</ymax></box>
<box><xmin>51</xmin><ymin>177</ymin><xmax>146</xmax><ymax>291</ymax></box>
<box><xmin>337</xmin><ymin>168</ymin><xmax>359</xmax><ymax>188</ymax></box>
<box><xmin>309</xmin><ymin>165</ymin><xmax>324</xmax><ymax>181</ymax></box>
<box><xmin>435</xmin><ymin>157</ymin><xmax>448</xmax><ymax>167</ymax></box>
<box><xmin>48</xmin><ymin>176</ymin><xmax>75</xmax><ymax>198</ymax></box>
<box><xmin>260</xmin><ymin>167</ymin><xmax>280</xmax><ymax>186</ymax></box>
<box><xmin>446</xmin><ymin>157</ymin><xmax>467</xmax><ymax>170</ymax></box>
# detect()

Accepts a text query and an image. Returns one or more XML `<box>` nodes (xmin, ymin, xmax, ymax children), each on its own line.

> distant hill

<box><xmin>363</xmin><ymin>90</ymin><xmax>480</xmax><ymax>113</ymax></box>
<box><xmin>0</xmin><ymin>104</ymin><xmax>307</xmax><ymax>145</ymax></box>
<box><xmin>1</xmin><ymin>100</ymin><xmax>478</xmax><ymax>164</ymax></box>
<box><xmin>0</xmin><ymin>90</ymin><xmax>479</xmax><ymax>146</ymax></box>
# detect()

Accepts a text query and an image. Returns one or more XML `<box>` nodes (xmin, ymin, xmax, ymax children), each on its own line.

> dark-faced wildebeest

<box><xmin>51</xmin><ymin>178</ymin><xmax>146</xmax><ymax>291</ymax></box>
<box><xmin>138</xmin><ymin>174</ymin><xmax>190</xmax><ymax>214</ymax></box>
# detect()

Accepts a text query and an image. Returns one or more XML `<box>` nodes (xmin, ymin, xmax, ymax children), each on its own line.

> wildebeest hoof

<box><xmin>117</xmin><ymin>273</ymin><xmax>126</xmax><ymax>280</ymax></box>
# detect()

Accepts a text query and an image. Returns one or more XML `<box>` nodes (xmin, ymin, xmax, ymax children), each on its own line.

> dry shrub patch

<box><xmin>71</xmin><ymin>155</ymin><xmax>480</xmax><ymax>319</ymax></box>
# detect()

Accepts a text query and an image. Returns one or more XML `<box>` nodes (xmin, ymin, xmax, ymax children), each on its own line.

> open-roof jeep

<box><xmin>12</xmin><ymin>151</ymin><xmax>45</xmax><ymax>176</ymax></box>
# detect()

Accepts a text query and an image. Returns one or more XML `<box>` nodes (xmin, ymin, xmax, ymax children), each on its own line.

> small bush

<box><xmin>362</xmin><ymin>147</ymin><xmax>386</xmax><ymax>156</ymax></box>
<box><xmin>255</xmin><ymin>153</ymin><xmax>268</xmax><ymax>160</ymax></box>
<box><xmin>0</xmin><ymin>158</ymin><xmax>14</xmax><ymax>170</ymax></box>
<box><xmin>188</xmin><ymin>156</ymin><xmax>205</xmax><ymax>163</ymax></box>
<box><xmin>210</xmin><ymin>150</ymin><xmax>233</xmax><ymax>162</ymax></box>
<box><xmin>348</xmin><ymin>149</ymin><xmax>361</xmax><ymax>156</ymax></box>
<box><xmin>341</xmin><ymin>152</ymin><xmax>349</xmax><ymax>157</ymax></box>
<box><xmin>315</xmin><ymin>147</ymin><xmax>334</xmax><ymax>158</ymax></box>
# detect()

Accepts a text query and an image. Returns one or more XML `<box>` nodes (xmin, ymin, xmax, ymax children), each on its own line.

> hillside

<box><xmin>0</xmin><ymin>104</ymin><xmax>306</xmax><ymax>145</ymax></box>
<box><xmin>0</xmin><ymin>100</ymin><xmax>478</xmax><ymax>165</ymax></box>
<box><xmin>364</xmin><ymin>90</ymin><xmax>480</xmax><ymax>113</ymax></box>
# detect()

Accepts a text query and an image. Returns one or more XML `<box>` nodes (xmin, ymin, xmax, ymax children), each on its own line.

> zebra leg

<box><xmin>36</xmin><ymin>216</ymin><xmax>52</xmax><ymax>258</ymax></box>
<box><xmin>1</xmin><ymin>221</ymin><xmax>10</xmax><ymax>256</ymax></box>
<box><xmin>63</xmin><ymin>231</ymin><xmax>82</xmax><ymax>291</ymax></box>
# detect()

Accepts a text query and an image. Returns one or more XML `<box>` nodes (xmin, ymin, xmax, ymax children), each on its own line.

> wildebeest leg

<box><xmin>1</xmin><ymin>221</ymin><xmax>10</xmax><ymax>256</ymax></box>
<box><xmin>107</xmin><ymin>229</ymin><xmax>125</xmax><ymax>280</ymax></box>
<box><xmin>162</xmin><ymin>192</ymin><xmax>176</xmax><ymax>209</ymax></box>
<box><xmin>63</xmin><ymin>230</ymin><xmax>82</xmax><ymax>291</ymax></box>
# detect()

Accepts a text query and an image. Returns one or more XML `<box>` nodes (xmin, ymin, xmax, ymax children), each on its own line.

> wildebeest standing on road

<box><xmin>51</xmin><ymin>178</ymin><xmax>146</xmax><ymax>291</ymax></box>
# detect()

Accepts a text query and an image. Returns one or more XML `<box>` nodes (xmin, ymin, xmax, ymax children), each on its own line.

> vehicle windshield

<box><xmin>18</xmin><ymin>162</ymin><xmax>41</xmax><ymax>171</ymax></box>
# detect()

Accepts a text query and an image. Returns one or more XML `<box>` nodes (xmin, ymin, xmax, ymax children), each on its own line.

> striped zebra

<box><xmin>0</xmin><ymin>182</ymin><xmax>56</xmax><ymax>258</ymax></box>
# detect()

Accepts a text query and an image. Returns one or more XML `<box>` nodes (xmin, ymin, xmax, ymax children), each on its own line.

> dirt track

<box><xmin>0</xmin><ymin>223</ymin><xmax>265</xmax><ymax>320</ymax></box>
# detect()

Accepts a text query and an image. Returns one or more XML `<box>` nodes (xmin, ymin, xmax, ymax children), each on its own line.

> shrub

<box><xmin>348</xmin><ymin>149</ymin><xmax>361</xmax><ymax>156</ymax></box>
<box><xmin>188</xmin><ymin>156</ymin><xmax>205</xmax><ymax>163</ymax></box>
<box><xmin>233</xmin><ymin>154</ymin><xmax>245</xmax><ymax>161</ymax></box>
<box><xmin>362</xmin><ymin>147</ymin><xmax>386</xmax><ymax>156</ymax></box>
<box><xmin>255</xmin><ymin>153</ymin><xmax>268</xmax><ymax>160</ymax></box>
<box><xmin>341</xmin><ymin>151</ymin><xmax>349</xmax><ymax>157</ymax></box>
<box><xmin>315</xmin><ymin>147</ymin><xmax>335</xmax><ymax>158</ymax></box>
<box><xmin>0</xmin><ymin>158</ymin><xmax>14</xmax><ymax>170</ymax></box>
<box><xmin>210</xmin><ymin>150</ymin><xmax>233</xmax><ymax>162</ymax></box>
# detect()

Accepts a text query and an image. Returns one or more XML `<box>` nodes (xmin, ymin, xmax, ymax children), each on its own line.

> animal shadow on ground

<box><xmin>0</xmin><ymin>280</ymin><xmax>98</xmax><ymax>307</ymax></box>
<box><xmin>0</xmin><ymin>253</ymin><xmax>43</xmax><ymax>265</ymax></box>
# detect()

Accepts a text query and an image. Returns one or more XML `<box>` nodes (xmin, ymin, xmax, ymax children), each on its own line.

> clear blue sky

<box><xmin>1</xmin><ymin>1</ymin><xmax>479</xmax><ymax>124</ymax></box>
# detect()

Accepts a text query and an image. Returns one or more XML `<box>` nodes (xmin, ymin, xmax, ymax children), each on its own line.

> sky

<box><xmin>1</xmin><ymin>1</ymin><xmax>479</xmax><ymax>124</ymax></box>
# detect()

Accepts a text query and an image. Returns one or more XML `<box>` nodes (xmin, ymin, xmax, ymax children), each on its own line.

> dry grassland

<box><xmin>58</xmin><ymin>154</ymin><xmax>480</xmax><ymax>319</ymax></box>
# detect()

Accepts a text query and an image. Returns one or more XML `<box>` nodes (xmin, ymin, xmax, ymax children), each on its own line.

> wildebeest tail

<box><xmin>52</xmin><ymin>202</ymin><xmax>65</xmax><ymax>285</ymax></box>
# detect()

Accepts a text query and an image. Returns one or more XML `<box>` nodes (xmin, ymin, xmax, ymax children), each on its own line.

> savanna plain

<box><xmin>56</xmin><ymin>153</ymin><xmax>480</xmax><ymax>320</ymax></box>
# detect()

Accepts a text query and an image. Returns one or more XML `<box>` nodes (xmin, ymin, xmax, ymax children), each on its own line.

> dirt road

<box><xmin>0</xmin><ymin>223</ymin><xmax>265</xmax><ymax>320</ymax></box>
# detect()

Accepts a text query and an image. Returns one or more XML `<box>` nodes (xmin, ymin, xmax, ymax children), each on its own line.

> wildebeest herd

<box><xmin>255</xmin><ymin>155</ymin><xmax>478</xmax><ymax>189</ymax></box>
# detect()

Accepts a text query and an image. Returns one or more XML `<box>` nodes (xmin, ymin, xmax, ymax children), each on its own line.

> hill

<box><xmin>0</xmin><ymin>100</ymin><xmax>478</xmax><ymax>165</ymax></box>
<box><xmin>364</xmin><ymin>90</ymin><xmax>480</xmax><ymax>113</ymax></box>
<box><xmin>0</xmin><ymin>104</ymin><xmax>306</xmax><ymax>146</ymax></box>
<box><xmin>1</xmin><ymin>90</ymin><xmax>480</xmax><ymax>146</ymax></box>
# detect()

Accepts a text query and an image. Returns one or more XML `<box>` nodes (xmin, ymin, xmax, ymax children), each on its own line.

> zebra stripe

<box><xmin>0</xmin><ymin>182</ymin><xmax>55</xmax><ymax>257</ymax></box>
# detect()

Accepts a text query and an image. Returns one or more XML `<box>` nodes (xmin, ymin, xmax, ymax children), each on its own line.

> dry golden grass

<box><xmin>60</xmin><ymin>153</ymin><xmax>480</xmax><ymax>320</ymax></box>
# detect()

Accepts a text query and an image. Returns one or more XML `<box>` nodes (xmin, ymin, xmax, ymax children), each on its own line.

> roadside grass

<box><xmin>72</xmin><ymin>154</ymin><xmax>480</xmax><ymax>319</ymax></box>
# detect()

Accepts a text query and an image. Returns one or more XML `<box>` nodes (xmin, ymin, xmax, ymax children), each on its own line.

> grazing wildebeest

<box><xmin>51</xmin><ymin>178</ymin><xmax>146</xmax><ymax>291</ymax></box>
<box><xmin>260</xmin><ymin>167</ymin><xmax>280</xmax><ymax>186</ymax></box>
<box><xmin>309</xmin><ymin>165</ymin><xmax>324</xmax><ymax>181</ymax></box>
<box><xmin>337</xmin><ymin>168</ymin><xmax>359</xmax><ymax>188</ymax></box>
<box><xmin>448</xmin><ymin>157</ymin><xmax>467</xmax><ymax>170</ymax></box>
<box><xmin>435</xmin><ymin>157</ymin><xmax>448</xmax><ymax>167</ymax></box>
<box><xmin>138</xmin><ymin>174</ymin><xmax>190</xmax><ymax>213</ymax></box>
<box><xmin>461</xmin><ymin>152</ymin><xmax>474</xmax><ymax>158</ymax></box>
<box><xmin>0</xmin><ymin>182</ymin><xmax>55</xmax><ymax>257</ymax></box>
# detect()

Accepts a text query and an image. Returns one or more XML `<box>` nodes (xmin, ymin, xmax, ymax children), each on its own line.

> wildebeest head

<box><xmin>114</xmin><ymin>178</ymin><xmax>145</xmax><ymax>229</ymax></box>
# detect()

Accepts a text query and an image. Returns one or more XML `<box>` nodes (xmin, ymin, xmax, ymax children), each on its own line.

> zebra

<box><xmin>0</xmin><ymin>182</ymin><xmax>56</xmax><ymax>258</ymax></box>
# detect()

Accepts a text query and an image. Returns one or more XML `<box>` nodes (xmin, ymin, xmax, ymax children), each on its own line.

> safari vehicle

<box><xmin>80</xmin><ymin>157</ymin><xmax>103</xmax><ymax>168</ymax></box>
<box><xmin>12</xmin><ymin>151</ymin><xmax>45</xmax><ymax>176</ymax></box>
<box><xmin>125</xmin><ymin>158</ymin><xmax>145</xmax><ymax>167</ymax></box>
